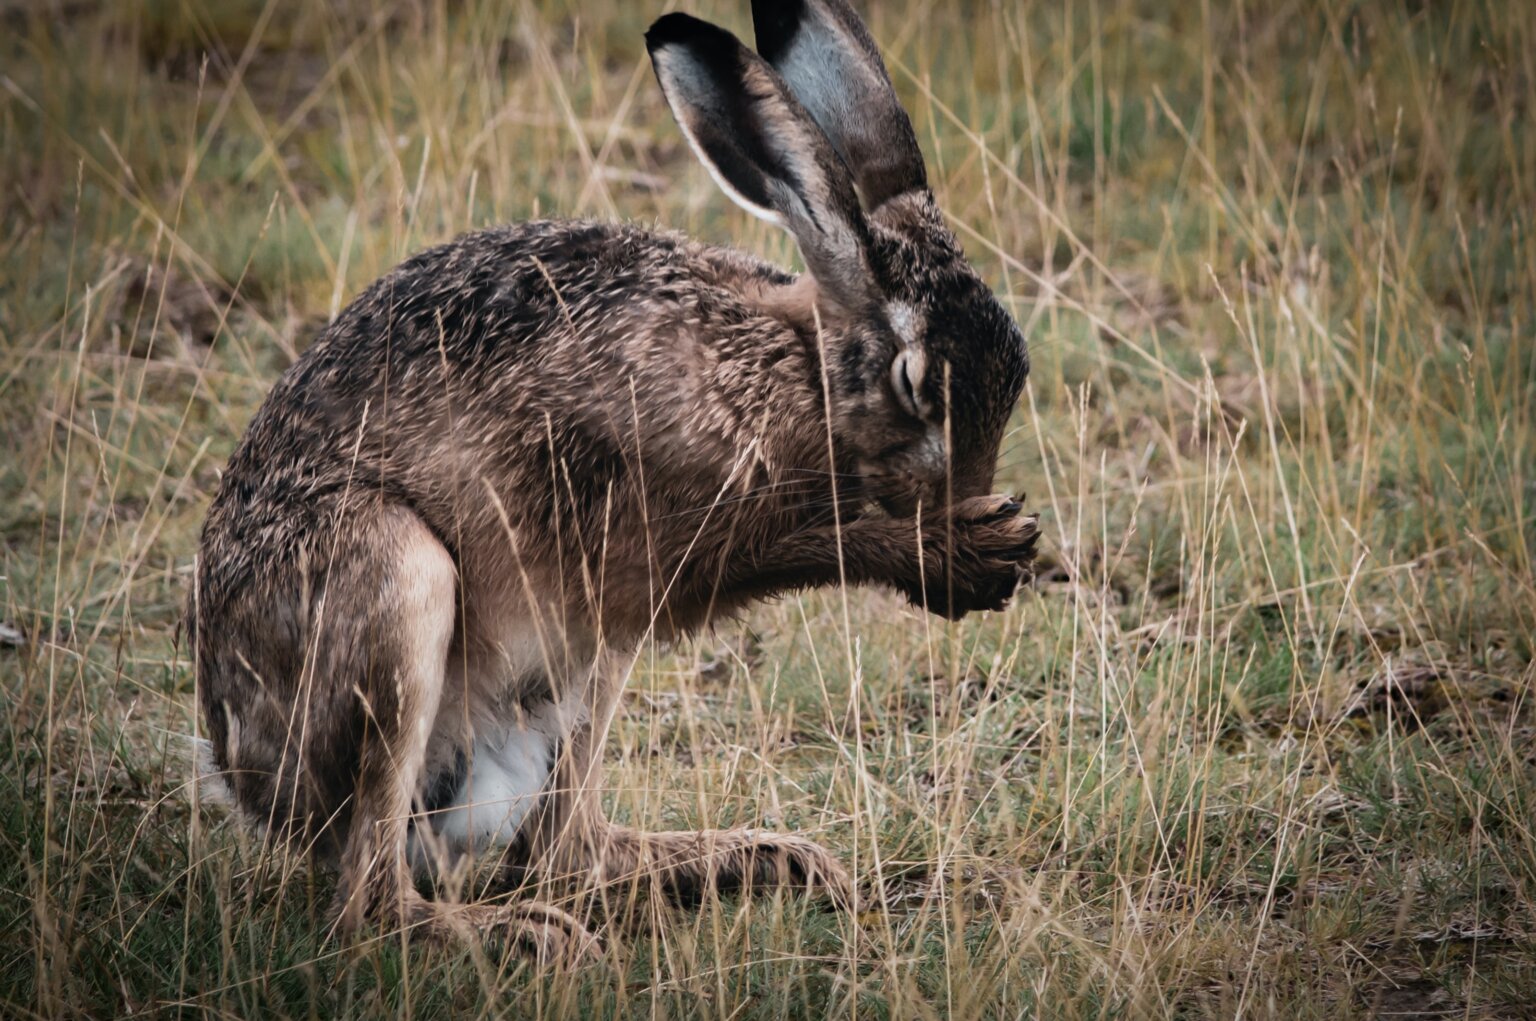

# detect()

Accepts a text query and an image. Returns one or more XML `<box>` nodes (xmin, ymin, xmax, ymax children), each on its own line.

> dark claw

<box><xmin>978</xmin><ymin>498</ymin><xmax>1022</xmax><ymax>522</ymax></box>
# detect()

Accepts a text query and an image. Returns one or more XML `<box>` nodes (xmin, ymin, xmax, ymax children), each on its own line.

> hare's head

<box><xmin>647</xmin><ymin>0</ymin><xmax>1028</xmax><ymax>516</ymax></box>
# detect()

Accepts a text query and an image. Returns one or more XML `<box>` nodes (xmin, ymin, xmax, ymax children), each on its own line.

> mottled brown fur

<box><xmin>190</xmin><ymin>0</ymin><xmax>1035</xmax><ymax>960</ymax></box>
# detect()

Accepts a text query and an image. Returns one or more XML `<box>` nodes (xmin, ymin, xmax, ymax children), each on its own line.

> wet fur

<box><xmin>190</xmin><ymin>1</ymin><xmax>1035</xmax><ymax>959</ymax></box>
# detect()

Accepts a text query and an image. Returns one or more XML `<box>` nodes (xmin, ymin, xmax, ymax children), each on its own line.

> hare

<box><xmin>189</xmin><ymin>0</ymin><xmax>1036</xmax><ymax>961</ymax></box>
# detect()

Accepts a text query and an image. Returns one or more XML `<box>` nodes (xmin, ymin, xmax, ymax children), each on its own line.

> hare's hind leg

<box><xmin>325</xmin><ymin>505</ymin><xmax>457</xmax><ymax>936</ymax></box>
<box><xmin>586</xmin><ymin>826</ymin><xmax>854</xmax><ymax>909</ymax></box>
<box><xmin>521</xmin><ymin>658</ymin><xmax>852</xmax><ymax>911</ymax></box>
<box><xmin>325</xmin><ymin>508</ymin><xmax>597</xmax><ymax>961</ymax></box>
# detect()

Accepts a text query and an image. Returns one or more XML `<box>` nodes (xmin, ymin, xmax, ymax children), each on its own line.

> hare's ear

<box><xmin>752</xmin><ymin>0</ymin><xmax>927</xmax><ymax>210</ymax></box>
<box><xmin>646</xmin><ymin>13</ymin><xmax>875</xmax><ymax>311</ymax></box>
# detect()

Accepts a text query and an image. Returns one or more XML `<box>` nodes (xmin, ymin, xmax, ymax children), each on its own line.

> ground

<box><xmin>1</xmin><ymin>1</ymin><xmax>1533</xmax><ymax>1018</ymax></box>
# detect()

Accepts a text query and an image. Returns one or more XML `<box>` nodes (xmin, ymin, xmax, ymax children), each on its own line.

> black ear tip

<box><xmin>645</xmin><ymin>12</ymin><xmax>709</xmax><ymax>54</ymax></box>
<box><xmin>646</xmin><ymin>12</ymin><xmax>751</xmax><ymax>62</ymax></box>
<box><xmin>751</xmin><ymin>0</ymin><xmax>809</xmax><ymax>59</ymax></box>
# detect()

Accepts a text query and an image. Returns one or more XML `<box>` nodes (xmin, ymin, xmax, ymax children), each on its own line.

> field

<box><xmin>2</xmin><ymin>0</ymin><xmax>1533</xmax><ymax>1017</ymax></box>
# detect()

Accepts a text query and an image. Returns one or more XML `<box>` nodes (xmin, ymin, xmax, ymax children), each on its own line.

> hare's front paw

<box><xmin>905</xmin><ymin>494</ymin><xmax>1040</xmax><ymax>620</ymax></box>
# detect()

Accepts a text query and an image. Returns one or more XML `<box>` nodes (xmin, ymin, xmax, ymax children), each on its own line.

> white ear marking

<box><xmin>672</xmin><ymin>104</ymin><xmax>785</xmax><ymax>227</ymax></box>
<box><xmin>652</xmin><ymin>46</ymin><xmax>785</xmax><ymax>228</ymax></box>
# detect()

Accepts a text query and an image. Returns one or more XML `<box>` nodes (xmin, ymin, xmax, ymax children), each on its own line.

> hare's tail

<box><xmin>189</xmin><ymin>734</ymin><xmax>236</xmax><ymax>808</ymax></box>
<box><xmin>156</xmin><ymin>727</ymin><xmax>236</xmax><ymax>809</ymax></box>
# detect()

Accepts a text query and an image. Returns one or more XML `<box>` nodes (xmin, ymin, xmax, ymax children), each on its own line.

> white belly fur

<box><xmin>408</xmin><ymin>614</ymin><xmax>600</xmax><ymax>873</ymax></box>
<box><xmin>437</xmin><ymin>725</ymin><xmax>551</xmax><ymax>846</ymax></box>
<box><xmin>410</xmin><ymin>697</ymin><xmax>587</xmax><ymax>871</ymax></box>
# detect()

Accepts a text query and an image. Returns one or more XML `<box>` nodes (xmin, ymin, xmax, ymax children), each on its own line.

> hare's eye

<box><xmin>890</xmin><ymin>348</ymin><xmax>929</xmax><ymax>421</ymax></box>
<box><xmin>890</xmin><ymin>346</ymin><xmax>921</xmax><ymax>417</ymax></box>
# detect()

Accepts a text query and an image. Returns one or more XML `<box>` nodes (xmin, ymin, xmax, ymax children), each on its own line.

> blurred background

<box><xmin>1</xmin><ymin>1</ymin><xmax>1533</xmax><ymax>1017</ymax></box>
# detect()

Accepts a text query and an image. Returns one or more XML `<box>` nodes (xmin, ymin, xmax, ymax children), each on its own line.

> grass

<box><xmin>2</xmin><ymin>0</ymin><xmax>1533</xmax><ymax>1017</ymax></box>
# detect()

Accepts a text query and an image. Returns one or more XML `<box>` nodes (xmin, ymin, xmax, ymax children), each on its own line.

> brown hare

<box><xmin>190</xmin><ymin>0</ymin><xmax>1037</xmax><ymax>961</ymax></box>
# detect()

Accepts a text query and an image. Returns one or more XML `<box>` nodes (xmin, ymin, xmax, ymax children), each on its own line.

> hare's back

<box><xmin>194</xmin><ymin>219</ymin><xmax>784</xmax><ymax>621</ymax></box>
